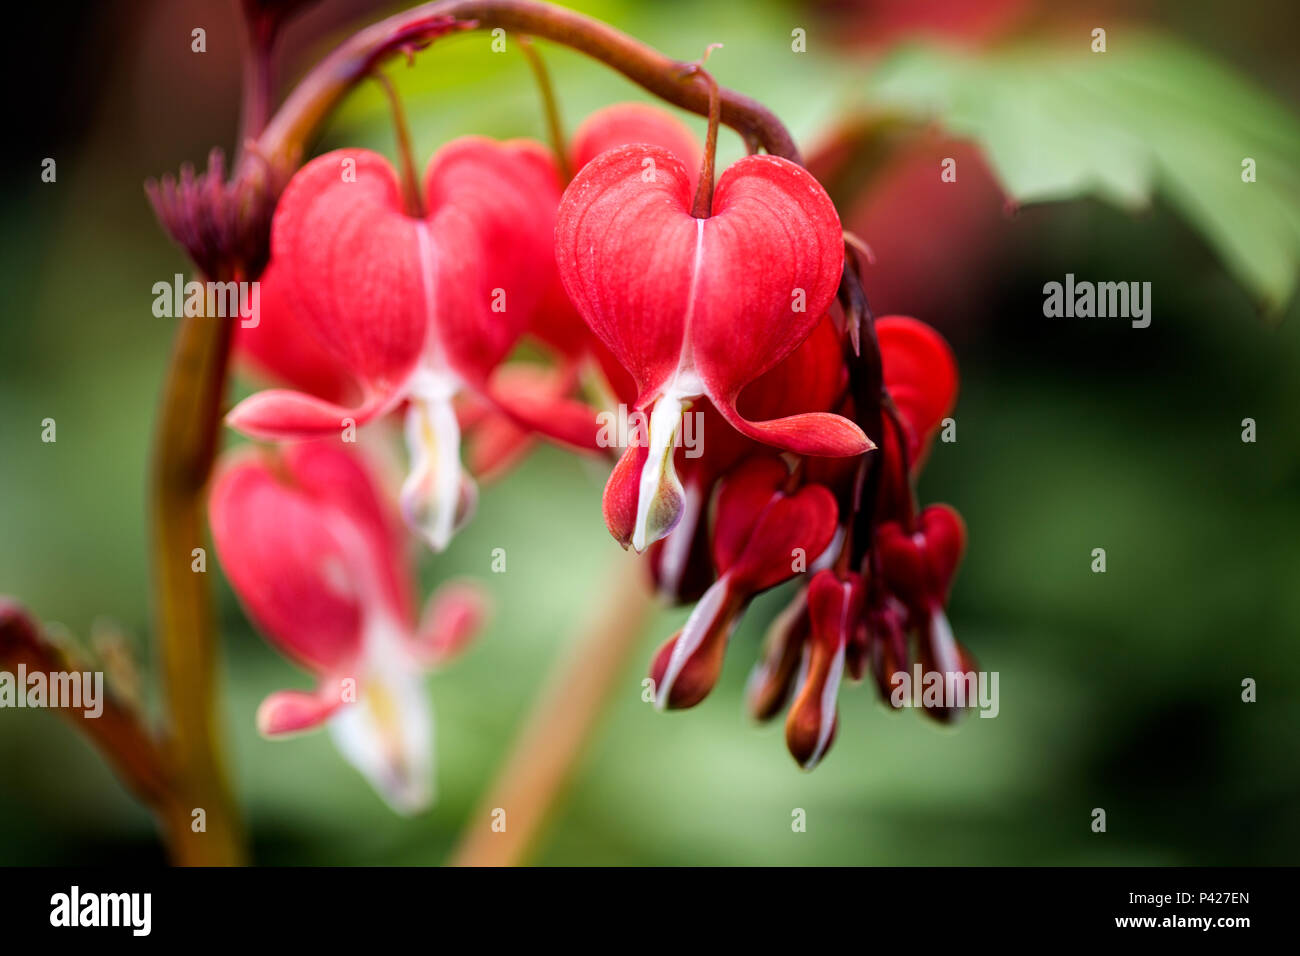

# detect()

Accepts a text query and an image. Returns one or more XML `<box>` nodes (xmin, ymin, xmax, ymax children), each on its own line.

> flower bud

<box><xmin>649</xmin><ymin>582</ymin><xmax>744</xmax><ymax>710</ymax></box>
<box><xmin>875</xmin><ymin>503</ymin><xmax>966</xmax><ymax>608</ymax></box>
<box><xmin>785</xmin><ymin>570</ymin><xmax>863</xmax><ymax>769</ymax></box>
<box><xmin>745</xmin><ymin>591</ymin><xmax>810</xmax><ymax>721</ymax></box>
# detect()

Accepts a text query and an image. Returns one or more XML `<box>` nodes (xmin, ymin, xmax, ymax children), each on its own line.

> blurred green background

<box><xmin>1</xmin><ymin>0</ymin><xmax>1298</xmax><ymax>865</ymax></box>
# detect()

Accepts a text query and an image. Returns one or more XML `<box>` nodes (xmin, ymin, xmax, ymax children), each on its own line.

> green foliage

<box><xmin>864</xmin><ymin>35</ymin><xmax>1300</xmax><ymax>311</ymax></box>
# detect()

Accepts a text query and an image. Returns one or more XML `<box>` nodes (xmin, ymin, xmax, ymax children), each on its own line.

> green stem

<box><xmin>149</xmin><ymin>298</ymin><xmax>245</xmax><ymax>866</ymax></box>
<box><xmin>518</xmin><ymin>36</ymin><xmax>572</xmax><ymax>181</ymax></box>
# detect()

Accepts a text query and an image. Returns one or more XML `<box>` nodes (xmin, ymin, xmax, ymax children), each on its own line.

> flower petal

<box><xmin>877</xmin><ymin>315</ymin><xmax>958</xmax><ymax>471</ymax></box>
<box><xmin>711</xmin><ymin>457</ymin><xmax>840</xmax><ymax>594</ymax></box>
<box><xmin>422</xmin><ymin>137</ymin><xmax>561</xmax><ymax>385</ymax></box>
<box><xmin>281</xmin><ymin>442</ymin><xmax>416</xmax><ymax>626</ymax></box>
<box><xmin>412</xmin><ymin>580</ymin><xmax>488</xmax><ymax>668</ymax></box>
<box><xmin>328</xmin><ymin>659</ymin><xmax>435</xmax><ymax>815</ymax></box>
<box><xmin>209</xmin><ymin>452</ymin><xmax>365</xmax><ymax>673</ymax></box>
<box><xmin>691</xmin><ymin>155</ymin><xmax>845</xmax><ymax>397</ymax></box>
<box><xmin>556</xmin><ymin>144</ymin><xmax>698</xmax><ymax>400</ymax></box>
<box><xmin>401</xmin><ymin>388</ymin><xmax>478</xmax><ymax>552</ymax></box>
<box><xmin>712</xmin><ymin>403</ymin><xmax>872</xmax><ymax>458</ymax></box>
<box><xmin>225</xmin><ymin>386</ymin><xmax>399</xmax><ymax>441</ymax></box>
<box><xmin>272</xmin><ymin>148</ymin><xmax>427</xmax><ymax>391</ymax></box>
<box><xmin>785</xmin><ymin>571</ymin><xmax>853</xmax><ymax>770</ymax></box>
<box><xmin>649</xmin><ymin>576</ymin><xmax>744</xmax><ymax>710</ymax></box>
<box><xmin>234</xmin><ymin>261</ymin><xmax>358</xmax><ymax>405</ymax></box>
<box><xmin>257</xmin><ymin>682</ymin><xmax>347</xmax><ymax>736</ymax></box>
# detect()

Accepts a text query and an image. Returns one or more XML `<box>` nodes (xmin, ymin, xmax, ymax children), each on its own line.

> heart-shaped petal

<box><xmin>209</xmin><ymin>451</ymin><xmax>366</xmax><ymax>674</ymax></box>
<box><xmin>273</xmin><ymin>148</ymin><xmax>428</xmax><ymax>392</ymax></box>
<box><xmin>711</xmin><ymin>457</ymin><xmax>839</xmax><ymax>594</ymax></box>
<box><xmin>875</xmin><ymin>503</ymin><xmax>967</xmax><ymax>607</ymax></box>
<box><xmin>557</xmin><ymin>146</ymin><xmax>864</xmax><ymax>459</ymax></box>
<box><xmin>877</xmin><ymin>315</ymin><xmax>958</xmax><ymax>471</ymax></box>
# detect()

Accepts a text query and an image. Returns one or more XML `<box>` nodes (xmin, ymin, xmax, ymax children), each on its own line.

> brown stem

<box><xmin>0</xmin><ymin>602</ymin><xmax>172</xmax><ymax>811</ymax></box>
<box><xmin>517</xmin><ymin>36</ymin><xmax>572</xmax><ymax>182</ymax></box>
<box><xmin>449</xmin><ymin>557</ymin><xmax>653</xmax><ymax>866</ymax></box>
<box><xmin>375</xmin><ymin>71</ymin><xmax>426</xmax><ymax>217</ymax></box>
<box><xmin>253</xmin><ymin>0</ymin><xmax>801</xmax><ymax>182</ymax></box>
<box><xmin>238</xmin><ymin>24</ymin><xmax>275</xmax><ymax>162</ymax></box>
<box><xmin>149</xmin><ymin>302</ymin><xmax>245</xmax><ymax>866</ymax></box>
<box><xmin>686</xmin><ymin>45</ymin><xmax>722</xmax><ymax>218</ymax></box>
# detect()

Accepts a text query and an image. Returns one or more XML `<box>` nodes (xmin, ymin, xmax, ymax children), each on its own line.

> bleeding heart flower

<box><xmin>875</xmin><ymin>504</ymin><xmax>966</xmax><ymax>609</ymax></box>
<box><xmin>458</xmin><ymin>103</ymin><xmax>705</xmax><ymax>479</ymax></box>
<box><xmin>725</xmin><ymin>314</ymin><xmax>970</xmax><ymax>764</ymax></box>
<box><xmin>649</xmin><ymin>455</ymin><xmax>838</xmax><ymax>710</ymax></box>
<box><xmin>226</xmin><ymin>137</ymin><xmax>563</xmax><ymax>551</ymax></box>
<box><xmin>648</xmin><ymin>312</ymin><xmax>850</xmax><ymax>601</ymax></box>
<box><xmin>209</xmin><ymin>441</ymin><xmax>486</xmax><ymax>813</ymax></box>
<box><xmin>557</xmin><ymin>142</ymin><xmax>870</xmax><ymax>552</ymax></box>
<box><xmin>785</xmin><ymin>568</ymin><xmax>864</xmax><ymax>769</ymax></box>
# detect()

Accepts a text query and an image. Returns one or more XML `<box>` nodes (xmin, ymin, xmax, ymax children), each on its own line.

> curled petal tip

<box><xmin>415</xmin><ymin>580</ymin><xmax>489</xmax><ymax>667</ymax></box>
<box><xmin>257</xmin><ymin>685</ymin><xmax>345</xmax><ymax>737</ymax></box>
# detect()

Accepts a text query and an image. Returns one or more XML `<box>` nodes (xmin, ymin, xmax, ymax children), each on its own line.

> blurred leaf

<box><xmin>862</xmin><ymin>34</ymin><xmax>1300</xmax><ymax>311</ymax></box>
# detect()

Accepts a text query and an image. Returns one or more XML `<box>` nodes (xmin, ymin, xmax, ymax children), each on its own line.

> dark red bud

<box><xmin>649</xmin><ymin>581</ymin><xmax>744</xmax><ymax>710</ymax></box>
<box><xmin>712</xmin><ymin>458</ymin><xmax>839</xmax><ymax>596</ymax></box>
<box><xmin>876</xmin><ymin>503</ymin><xmax>966</xmax><ymax>607</ymax></box>
<box><xmin>868</xmin><ymin>598</ymin><xmax>911</xmax><ymax>708</ymax></box>
<box><xmin>784</xmin><ymin>570</ymin><xmax>859</xmax><ymax>769</ymax></box>
<box><xmin>745</xmin><ymin>592</ymin><xmax>810</xmax><ymax>721</ymax></box>
<box><xmin>916</xmin><ymin>603</ymin><xmax>980</xmax><ymax>725</ymax></box>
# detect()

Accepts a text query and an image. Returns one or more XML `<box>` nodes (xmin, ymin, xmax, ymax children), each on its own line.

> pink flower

<box><xmin>226</xmin><ymin>137</ymin><xmax>576</xmax><ymax>551</ymax></box>
<box><xmin>556</xmin><ymin>139</ymin><xmax>871</xmax><ymax>552</ymax></box>
<box><xmin>209</xmin><ymin>441</ymin><xmax>485</xmax><ymax>812</ymax></box>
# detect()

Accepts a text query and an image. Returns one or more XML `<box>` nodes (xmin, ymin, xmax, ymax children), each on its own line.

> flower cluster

<box><xmin>553</xmin><ymin>111</ymin><xmax>970</xmax><ymax>768</ymax></box>
<box><xmin>208</xmin><ymin>83</ymin><xmax>969</xmax><ymax>804</ymax></box>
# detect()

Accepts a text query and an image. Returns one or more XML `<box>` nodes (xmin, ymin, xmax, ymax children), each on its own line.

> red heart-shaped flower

<box><xmin>557</xmin><ymin>144</ymin><xmax>864</xmax><ymax>454</ymax></box>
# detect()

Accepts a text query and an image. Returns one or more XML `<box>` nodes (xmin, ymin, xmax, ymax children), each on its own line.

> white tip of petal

<box><xmin>402</xmin><ymin>391</ymin><xmax>477</xmax><ymax>552</ymax></box>
<box><xmin>329</xmin><ymin>662</ymin><xmax>435</xmax><ymax>815</ymax></box>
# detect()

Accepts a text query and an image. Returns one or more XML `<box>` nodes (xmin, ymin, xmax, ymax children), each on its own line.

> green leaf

<box><xmin>862</xmin><ymin>34</ymin><xmax>1300</xmax><ymax>311</ymax></box>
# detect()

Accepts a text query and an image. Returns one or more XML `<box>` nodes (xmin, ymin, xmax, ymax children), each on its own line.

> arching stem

<box><xmin>252</xmin><ymin>0</ymin><xmax>803</xmax><ymax>183</ymax></box>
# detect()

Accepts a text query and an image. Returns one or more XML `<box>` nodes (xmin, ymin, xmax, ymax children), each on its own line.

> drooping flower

<box><xmin>556</xmin><ymin>140</ymin><xmax>871</xmax><ymax>552</ymax></box>
<box><xmin>226</xmin><ymin>137</ymin><xmax>584</xmax><ymax>551</ymax></box>
<box><xmin>649</xmin><ymin>454</ymin><xmax>839</xmax><ymax>710</ymax></box>
<box><xmin>647</xmin><ymin>312</ymin><xmax>849</xmax><ymax>602</ymax></box>
<box><xmin>744</xmin><ymin>315</ymin><xmax>970</xmax><ymax>763</ymax></box>
<box><xmin>209</xmin><ymin>441</ymin><xmax>485</xmax><ymax>812</ymax></box>
<box><xmin>623</xmin><ymin>303</ymin><xmax>966</xmax><ymax>768</ymax></box>
<box><xmin>452</xmin><ymin>103</ymin><xmax>704</xmax><ymax>476</ymax></box>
